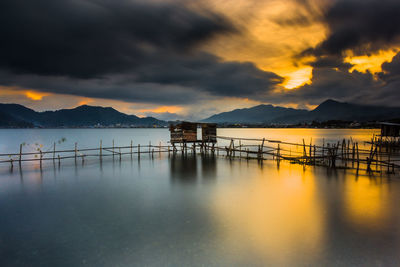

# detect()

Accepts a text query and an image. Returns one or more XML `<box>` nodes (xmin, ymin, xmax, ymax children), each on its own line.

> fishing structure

<box><xmin>1</xmin><ymin>122</ymin><xmax>400</xmax><ymax>174</ymax></box>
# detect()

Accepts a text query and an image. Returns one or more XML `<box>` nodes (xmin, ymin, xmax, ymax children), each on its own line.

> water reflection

<box><xmin>1</xmin><ymin>154</ymin><xmax>400</xmax><ymax>266</ymax></box>
<box><xmin>211</xmin><ymin>162</ymin><xmax>326</xmax><ymax>265</ymax></box>
<box><xmin>170</xmin><ymin>154</ymin><xmax>198</xmax><ymax>183</ymax></box>
<box><xmin>200</xmin><ymin>154</ymin><xmax>217</xmax><ymax>182</ymax></box>
<box><xmin>344</xmin><ymin>177</ymin><xmax>390</xmax><ymax>230</ymax></box>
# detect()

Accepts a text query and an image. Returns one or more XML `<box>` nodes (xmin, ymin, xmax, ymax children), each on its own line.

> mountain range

<box><xmin>1</xmin><ymin>99</ymin><xmax>400</xmax><ymax>128</ymax></box>
<box><xmin>0</xmin><ymin>104</ymin><xmax>165</xmax><ymax>128</ymax></box>
<box><xmin>203</xmin><ymin>99</ymin><xmax>400</xmax><ymax>124</ymax></box>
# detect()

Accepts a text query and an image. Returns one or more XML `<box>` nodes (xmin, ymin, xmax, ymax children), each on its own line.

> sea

<box><xmin>1</xmin><ymin>128</ymin><xmax>400</xmax><ymax>266</ymax></box>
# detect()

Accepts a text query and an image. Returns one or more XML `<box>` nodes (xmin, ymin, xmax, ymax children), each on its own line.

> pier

<box><xmin>1</xmin><ymin>123</ymin><xmax>400</xmax><ymax>174</ymax></box>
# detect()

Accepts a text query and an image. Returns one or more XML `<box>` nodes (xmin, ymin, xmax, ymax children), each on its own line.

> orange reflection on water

<box><xmin>344</xmin><ymin>177</ymin><xmax>390</xmax><ymax>230</ymax></box>
<box><xmin>211</xmin><ymin>162</ymin><xmax>325</xmax><ymax>264</ymax></box>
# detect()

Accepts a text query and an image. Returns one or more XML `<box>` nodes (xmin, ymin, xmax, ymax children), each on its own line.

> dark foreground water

<box><xmin>1</xmin><ymin>129</ymin><xmax>400</xmax><ymax>266</ymax></box>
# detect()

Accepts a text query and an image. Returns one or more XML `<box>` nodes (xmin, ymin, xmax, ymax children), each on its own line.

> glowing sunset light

<box><xmin>344</xmin><ymin>49</ymin><xmax>398</xmax><ymax>74</ymax></box>
<box><xmin>282</xmin><ymin>67</ymin><xmax>313</xmax><ymax>89</ymax></box>
<box><xmin>24</xmin><ymin>91</ymin><xmax>50</xmax><ymax>101</ymax></box>
<box><xmin>139</xmin><ymin>106</ymin><xmax>183</xmax><ymax>114</ymax></box>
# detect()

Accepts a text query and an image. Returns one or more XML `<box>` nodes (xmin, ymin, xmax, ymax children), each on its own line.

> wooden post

<box><xmin>228</xmin><ymin>139</ymin><xmax>233</xmax><ymax>158</ymax></box>
<box><xmin>100</xmin><ymin>140</ymin><xmax>102</xmax><ymax>159</ymax></box>
<box><xmin>261</xmin><ymin>138</ymin><xmax>265</xmax><ymax>158</ymax></box>
<box><xmin>313</xmin><ymin>145</ymin><xmax>316</xmax><ymax>165</ymax></box>
<box><xmin>53</xmin><ymin>142</ymin><xmax>56</xmax><ymax>161</ymax></box>
<box><xmin>168</xmin><ymin>145</ymin><xmax>170</xmax><ymax>157</ymax></box>
<box><xmin>112</xmin><ymin>140</ymin><xmax>115</xmax><ymax>159</ymax></box>
<box><xmin>277</xmin><ymin>144</ymin><xmax>281</xmax><ymax>161</ymax></box>
<box><xmin>341</xmin><ymin>139</ymin><xmax>345</xmax><ymax>159</ymax></box>
<box><xmin>130</xmin><ymin>140</ymin><xmax>133</xmax><ymax>157</ymax></box>
<box><xmin>19</xmin><ymin>144</ymin><xmax>22</xmax><ymax>165</ymax></box>
<box><xmin>356</xmin><ymin>142</ymin><xmax>360</xmax><ymax>170</ymax></box>
<box><xmin>159</xmin><ymin>142</ymin><xmax>161</xmax><ymax>155</ymax></box>
<box><xmin>326</xmin><ymin>143</ymin><xmax>330</xmax><ymax>167</ymax></box>
<box><xmin>119</xmin><ymin>148</ymin><xmax>121</xmax><ymax>161</ymax></box>
<box><xmin>138</xmin><ymin>144</ymin><xmax>141</xmax><ymax>158</ymax></box>
<box><xmin>149</xmin><ymin>141</ymin><xmax>151</xmax><ymax>154</ymax></box>
<box><xmin>74</xmin><ymin>142</ymin><xmax>77</xmax><ymax>162</ymax></box>
<box><xmin>239</xmin><ymin>140</ymin><xmax>242</xmax><ymax>158</ymax></box>
<box><xmin>40</xmin><ymin>150</ymin><xmax>43</xmax><ymax>168</ymax></box>
<box><xmin>367</xmin><ymin>143</ymin><xmax>374</xmax><ymax>172</ymax></box>
<box><xmin>347</xmin><ymin>139</ymin><xmax>350</xmax><ymax>161</ymax></box>
<box><xmin>58</xmin><ymin>155</ymin><xmax>61</xmax><ymax>166</ymax></box>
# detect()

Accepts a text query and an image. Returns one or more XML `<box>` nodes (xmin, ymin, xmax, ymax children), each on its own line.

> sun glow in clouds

<box><xmin>344</xmin><ymin>49</ymin><xmax>398</xmax><ymax>74</ymax></box>
<box><xmin>282</xmin><ymin>66</ymin><xmax>313</xmax><ymax>89</ymax></box>
<box><xmin>24</xmin><ymin>91</ymin><xmax>50</xmax><ymax>101</ymax></box>
<box><xmin>139</xmin><ymin>105</ymin><xmax>183</xmax><ymax>114</ymax></box>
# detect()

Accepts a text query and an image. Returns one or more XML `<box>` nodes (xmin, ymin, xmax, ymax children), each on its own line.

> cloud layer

<box><xmin>0</xmin><ymin>0</ymin><xmax>400</xmax><ymax>118</ymax></box>
<box><xmin>0</xmin><ymin>0</ymin><xmax>283</xmax><ymax>105</ymax></box>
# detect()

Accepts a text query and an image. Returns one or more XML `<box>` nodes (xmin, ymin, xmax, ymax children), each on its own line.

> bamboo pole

<box><xmin>356</xmin><ymin>142</ymin><xmax>360</xmax><ymax>170</ymax></box>
<box><xmin>19</xmin><ymin>144</ymin><xmax>22</xmax><ymax>164</ymax></box>
<box><xmin>53</xmin><ymin>142</ymin><xmax>56</xmax><ymax>161</ymax></box>
<box><xmin>75</xmin><ymin>142</ymin><xmax>77</xmax><ymax>161</ymax></box>
<box><xmin>239</xmin><ymin>140</ymin><xmax>242</xmax><ymax>158</ymax></box>
<box><xmin>40</xmin><ymin>150</ymin><xmax>43</xmax><ymax>168</ymax></box>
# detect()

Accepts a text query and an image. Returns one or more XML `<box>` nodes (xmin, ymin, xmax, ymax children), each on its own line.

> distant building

<box><xmin>380</xmin><ymin>122</ymin><xmax>400</xmax><ymax>137</ymax></box>
<box><xmin>169</xmin><ymin>122</ymin><xmax>217</xmax><ymax>144</ymax></box>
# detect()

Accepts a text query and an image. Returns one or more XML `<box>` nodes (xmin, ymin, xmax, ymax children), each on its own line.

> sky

<box><xmin>0</xmin><ymin>0</ymin><xmax>400</xmax><ymax>120</ymax></box>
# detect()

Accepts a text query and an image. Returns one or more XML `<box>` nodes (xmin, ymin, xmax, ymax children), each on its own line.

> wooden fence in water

<box><xmin>1</xmin><ymin>135</ymin><xmax>399</xmax><ymax>174</ymax></box>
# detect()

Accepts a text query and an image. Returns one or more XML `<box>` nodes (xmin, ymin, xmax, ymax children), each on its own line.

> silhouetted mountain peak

<box><xmin>203</xmin><ymin>99</ymin><xmax>400</xmax><ymax>124</ymax></box>
<box><xmin>0</xmin><ymin>103</ymin><xmax>166</xmax><ymax>127</ymax></box>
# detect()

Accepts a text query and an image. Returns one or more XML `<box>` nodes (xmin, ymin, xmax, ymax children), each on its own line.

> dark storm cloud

<box><xmin>133</xmin><ymin>52</ymin><xmax>283</xmax><ymax>97</ymax></box>
<box><xmin>265</xmin><ymin>66</ymin><xmax>380</xmax><ymax>106</ymax></box>
<box><xmin>0</xmin><ymin>52</ymin><xmax>282</xmax><ymax>104</ymax></box>
<box><xmin>276</xmin><ymin>0</ymin><xmax>400</xmax><ymax>107</ymax></box>
<box><xmin>0</xmin><ymin>0</ymin><xmax>234</xmax><ymax>78</ymax></box>
<box><xmin>0</xmin><ymin>0</ymin><xmax>285</xmax><ymax>104</ymax></box>
<box><xmin>302</xmin><ymin>0</ymin><xmax>400</xmax><ymax>57</ymax></box>
<box><xmin>379</xmin><ymin>52</ymin><xmax>400</xmax><ymax>82</ymax></box>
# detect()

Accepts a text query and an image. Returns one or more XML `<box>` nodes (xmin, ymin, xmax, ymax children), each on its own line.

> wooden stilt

<box><xmin>19</xmin><ymin>144</ymin><xmax>22</xmax><ymax>165</ymax></box>
<box><xmin>53</xmin><ymin>142</ymin><xmax>56</xmax><ymax>161</ymax></box>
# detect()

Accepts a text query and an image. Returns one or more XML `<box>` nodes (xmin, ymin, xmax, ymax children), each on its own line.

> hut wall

<box><xmin>381</xmin><ymin>124</ymin><xmax>400</xmax><ymax>137</ymax></box>
<box><xmin>170</xmin><ymin>122</ymin><xmax>198</xmax><ymax>143</ymax></box>
<box><xmin>201</xmin><ymin>124</ymin><xmax>217</xmax><ymax>143</ymax></box>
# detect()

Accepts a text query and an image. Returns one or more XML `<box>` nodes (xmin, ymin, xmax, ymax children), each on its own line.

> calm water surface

<box><xmin>1</xmin><ymin>128</ymin><xmax>400</xmax><ymax>266</ymax></box>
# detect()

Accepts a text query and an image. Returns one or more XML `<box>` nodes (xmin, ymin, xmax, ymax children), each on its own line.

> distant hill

<box><xmin>0</xmin><ymin>111</ymin><xmax>34</xmax><ymax>128</ymax></box>
<box><xmin>306</xmin><ymin>99</ymin><xmax>400</xmax><ymax>122</ymax></box>
<box><xmin>0</xmin><ymin>104</ymin><xmax>166</xmax><ymax>128</ymax></box>
<box><xmin>203</xmin><ymin>99</ymin><xmax>400</xmax><ymax>124</ymax></box>
<box><xmin>203</xmin><ymin>104</ymin><xmax>308</xmax><ymax>124</ymax></box>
